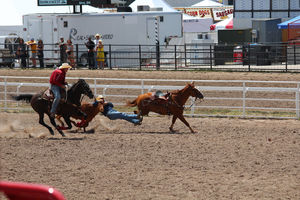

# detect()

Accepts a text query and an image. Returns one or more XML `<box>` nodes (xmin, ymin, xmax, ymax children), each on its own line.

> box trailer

<box><xmin>21</xmin><ymin>11</ymin><xmax>183</xmax><ymax>67</ymax></box>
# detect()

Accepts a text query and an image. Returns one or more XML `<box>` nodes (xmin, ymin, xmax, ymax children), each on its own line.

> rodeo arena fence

<box><xmin>0</xmin><ymin>41</ymin><xmax>300</xmax><ymax>71</ymax></box>
<box><xmin>1</xmin><ymin>76</ymin><xmax>300</xmax><ymax>120</ymax></box>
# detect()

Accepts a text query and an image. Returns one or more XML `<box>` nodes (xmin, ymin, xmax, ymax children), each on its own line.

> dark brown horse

<box><xmin>56</xmin><ymin>101</ymin><xmax>104</xmax><ymax>133</ymax></box>
<box><xmin>12</xmin><ymin>79</ymin><xmax>94</xmax><ymax>136</ymax></box>
<box><xmin>126</xmin><ymin>82</ymin><xmax>204</xmax><ymax>133</ymax></box>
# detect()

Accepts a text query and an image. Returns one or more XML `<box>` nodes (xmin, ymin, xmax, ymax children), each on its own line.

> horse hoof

<box><xmin>49</xmin><ymin>130</ymin><xmax>54</xmax><ymax>135</ymax></box>
<box><xmin>169</xmin><ymin>128</ymin><xmax>175</xmax><ymax>133</ymax></box>
<box><xmin>85</xmin><ymin>129</ymin><xmax>95</xmax><ymax>134</ymax></box>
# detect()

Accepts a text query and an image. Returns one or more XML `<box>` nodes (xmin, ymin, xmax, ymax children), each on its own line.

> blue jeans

<box><xmin>50</xmin><ymin>84</ymin><xmax>61</xmax><ymax>114</ymax></box>
<box><xmin>106</xmin><ymin>109</ymin><xmax>140</xmax><ymax>125</ymax></box>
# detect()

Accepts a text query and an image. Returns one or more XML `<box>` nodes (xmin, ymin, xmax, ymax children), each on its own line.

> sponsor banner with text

<box><xmin>212</xmin><ymin>7</ymin><xmax>234</xmax><ymax>21</ymax></box>
<box><xmin>175</xmin><ymin>7</ymin><xmax>213</xmax><ymax>19</ymax></box>
<box><xmin>175</xmin><ymin>6</ymin><xmax>234</xmax><ymax>21</ymax></box>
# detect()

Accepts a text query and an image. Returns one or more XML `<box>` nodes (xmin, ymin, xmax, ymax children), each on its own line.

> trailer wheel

<box><xmin>79</xmin><ymin>54</ymin><xmax>88</xmax><ymax>67</ymax></box>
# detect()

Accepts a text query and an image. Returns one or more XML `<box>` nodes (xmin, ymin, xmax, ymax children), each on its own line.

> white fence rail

<box><xmin>1</xmin><ymin>76</ymin><xmax>300</xmax><ymax>119</ymax></box>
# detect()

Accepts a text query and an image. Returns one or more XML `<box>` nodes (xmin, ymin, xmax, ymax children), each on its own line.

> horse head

<box><xmin>69</xmin><ymin>79</ymin><xmax>94</xmax><ymax>99</ymax></box>
<box><xmin>77</xmin><ymin>79</ymin><xmax>94</xmax><ymax>99</ymax></box>
<box><xmin>188</xmin><ymin>81</ymin><xmax>204</xmax><ymax>100</ymax></box>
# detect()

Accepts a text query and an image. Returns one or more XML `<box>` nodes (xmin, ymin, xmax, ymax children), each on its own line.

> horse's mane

<box><xmin>68</xmin><ymin>79</ymin><xmax>85</xmax><ymax>92</ymax></box>
<box><xmin>171</xmin><ymin>83</ymin><xmax>192</xmax><ymax>95</ymax></box>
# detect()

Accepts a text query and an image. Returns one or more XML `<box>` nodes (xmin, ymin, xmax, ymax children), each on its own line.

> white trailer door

<box><xmin>41</xmin><ymin>19</ymin><xmax>55</xmax><ymax>59</ymax></box>
<box><xmin>146</xmin><ymin>17</ymin><xmax>157</xmax><ymax>45</ymax></box>
<box><xmin>26</xmin><ymin>19</ymin><xmax>41</xmax><ymax>42</ymax></box>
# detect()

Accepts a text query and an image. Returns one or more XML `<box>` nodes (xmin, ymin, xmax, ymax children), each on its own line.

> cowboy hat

<box><xmin>59</xmin><ymin>63</ymin><xmax>72</xmax><ymax>69</ymax></box>
<box><xmin>96</xmin><ymin>95</ymin><xmax>104</xmax><ymax>101</ymax></box>
<box><xmin>95</xmin><ymin>33</ymin><xmax>101</xmax><ymax>37</ymax></box>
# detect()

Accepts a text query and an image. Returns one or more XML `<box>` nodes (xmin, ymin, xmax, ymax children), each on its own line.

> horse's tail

<box><xmin>12</xmin><ymin>94</ymin><xmax>33</xmax><ymax>103</ymax></box>
<box><xmin>126</xmin><ymin>99</ymin><xmax>137</xmax><ymax>107</ymax></box>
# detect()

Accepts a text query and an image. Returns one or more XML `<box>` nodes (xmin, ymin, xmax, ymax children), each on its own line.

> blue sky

<box><xmin>0</xmin><ymin>0</ymin><xmax>102</xmax><ymax>25</ymax></box>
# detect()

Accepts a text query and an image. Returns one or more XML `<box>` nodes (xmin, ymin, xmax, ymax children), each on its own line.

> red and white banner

<box><xmin>212</xmin><ymin>7</ymin><xmax>234</xmax><ymax>21</ymax></box>
<box><xmin>176</xmin><ymin>6</ymin><xmax>234</xmax><ymax>21</ymax></box>
<box><xmin>175</xmin><ymin>7</ymin><xmax>213</xmax><ymax>18</ymax></box>
<box><xmin>210</xmin><ymin>17</ymin><xmax>233</xmax><ymax>31</ymax></box>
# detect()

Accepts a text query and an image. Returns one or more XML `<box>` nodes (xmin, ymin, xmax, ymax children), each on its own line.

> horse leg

<box><xmin>48</xmin><ymin>114</ymin><xmax>65</xmax><ymax>137</ymax></box>
<box><xmin>169</xmin><ymin>115</ymin><xmax>177</xmax><ymax>133</ymax></box>
<box><xmin>177</xmin><ymin>114</ymin><xmax>195</xmax><ymax>133</ymax></box>
<box><xmin>56</xmin><ymin>115</ymin><xmax>65</xmax><ymax>128</ymax></box>
<box><xmin>62</xmin><ymin>116</ymin><xmax>73</xmax><ymax>130</ymax></box>
<box><xmin>38</xmin><ymin>113</ymin><xmax>54</xmax><ymax>135</ymax></box>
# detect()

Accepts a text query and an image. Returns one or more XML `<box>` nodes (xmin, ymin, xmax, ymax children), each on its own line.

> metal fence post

<box><xmin>141</xmin><ymin>79</ymin><xmax>144</xmax><ymax>94</ymax></box>
<box><xmin>109</xmin><ymin>44</ymin><xmax>112</xmax><ymax>69</ymax></box>
<box><xmin>184</xmin><ymin>44</ymin><xmax>187</xmax><ymax>67</ymax></box>
<box><xmin>155</xmin><ymin>16</ymin><xmax>160</xmax><ymax>70</ymax></box>
<box><xmin>294</xmin><ymin>41</ymin><xmax>296</xmax><ymax>65</ymax></box>
<box><xmin>94</xmin><ymin>78</ymin><xmax>97</xmax><ymax>96</ymax></box>
<box><xmin>4</xmin><ymin>77</ymin><xmax>7</xmax><ymax>111</ymax></box>
<box><xmin>296</xmin><ymin>83</ymin><xmax>300</xmax><ymax>119</ymax></box>
<box><xmin>285</xmin><ymin>44</ymin><xmax>288</xmax><ymax>72</ymax></box>
<box><xmin>248</xmin><ymin>45</ymin><xmax>251</xmax><ymax>72</ymax></box>
<box><xmin>139</xmin><ymin>45</ymin><xmax>142</xmax><ymax>70</ymax></box>
<box><xmin>210</xmin><ymin>45</ymin><xmax>212</xmax><ymax>70</ymax></box>
<box><xmin>26</xmin><ymin>46</ymin><xmax>29</xmax><ymax>68</ymax></box>
<box><xmin>175</xmin><ymin>45</ymin><xmax>177</xmax><ymax>70</ymax></box>
<box><xmin>76</xmin><ymin>44</ymin><xmax>79</xmax><ymax>67</ymax></box>
<box><xmin>242</xmin><ymin>82</ymin><xmax>246</xmax><ymax>117</ymax></box>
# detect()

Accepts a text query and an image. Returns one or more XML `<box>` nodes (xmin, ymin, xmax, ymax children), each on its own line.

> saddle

<box><xmin>41</xmin><ymin>88</ymin><xmax>66</xmax><ymax>102</ymax></box>
<box><xmin>149</xmin><ymin>91</ymin><xmax>171</xmax><ymax>105</ymax></box>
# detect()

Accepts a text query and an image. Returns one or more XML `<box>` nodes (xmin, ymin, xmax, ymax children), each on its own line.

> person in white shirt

<box><xmin>93</xmin><ymin>33</ymin><xmax>101</xmax><ymax>67</ymax></box>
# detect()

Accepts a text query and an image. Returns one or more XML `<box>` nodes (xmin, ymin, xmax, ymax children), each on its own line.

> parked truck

<box><xmin>20</xmin><ymin>11</ymin><xmax>183</xmax><ymax>67</ymax></box>
<box><xmin>0</xmin><ymin>35</ymin><xmax>19</xmax><ymax>67</ymax></box>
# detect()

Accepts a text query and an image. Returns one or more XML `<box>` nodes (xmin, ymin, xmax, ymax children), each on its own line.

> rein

<box><xmin>183</xmin><ymin>97</ymin><xmax>197</xmax><ymax>111</ymax></box>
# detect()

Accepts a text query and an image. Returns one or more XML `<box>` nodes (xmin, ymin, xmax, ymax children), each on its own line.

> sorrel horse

<box><xmin>126</xmin><ymin>82</ymin><xmax>204</xmax><ymax>133</ymax></box>
<box><xmin>12</xmin><ymin>79</ymin><xmax>94</xmax><ymax>136</ymax></box>
<box><xmin>57</xmin><ymin>101</ymin><xmax>104</xmax><ymax>133</ymax></box>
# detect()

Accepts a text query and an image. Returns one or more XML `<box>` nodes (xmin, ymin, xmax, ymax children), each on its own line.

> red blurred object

<box><xmin>0</xmin><ymin>181</ymin><xmax>65</xmax><ymax>200</ymax></box>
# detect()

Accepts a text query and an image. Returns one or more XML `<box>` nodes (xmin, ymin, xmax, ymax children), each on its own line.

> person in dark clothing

<box><xmin>85</xmin><ymin>37</ymin><xmax>95</xmax><ymax>69</ymax></box>
<box><xmin>16</xmin><ymin>38</ymin><xmax>27</xmax><ymax>68</ymax></box>
<box><xmin>58</xmin><ymin>37</ymin><xmax>67</xmax><ymax>65</ymax></box>
<box><xmin>37</xmin><ymin>39</ymin><xmax>44</xmax><ymax>68</ymax></box>
<box><xmin>94</xmin><ymin>95</ymin><xmax>142</xmax><ymax>125</ymax></box>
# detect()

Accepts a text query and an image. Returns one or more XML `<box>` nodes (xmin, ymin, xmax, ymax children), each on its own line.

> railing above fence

<box><xmin>1</xmin><ymin>42</ymin><xmax>300</xmax><ymax>72</ymax></box>
<box><xmin>1</xmin><ymin>76</ymin><xmax>300</xmax><ymax>119</ymax></box>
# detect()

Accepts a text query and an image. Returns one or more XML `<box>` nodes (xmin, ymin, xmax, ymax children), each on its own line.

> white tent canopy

<box><xmin>129</xmin><ymin>0</ymin><xmax>176</xmax><ymax>12</ymax></box>
<box><xmin>192</xmin><ymin>0</ymin><xmax>223</xmax><ymax>7</ymax></box>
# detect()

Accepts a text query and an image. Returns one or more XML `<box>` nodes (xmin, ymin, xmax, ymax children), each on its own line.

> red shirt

<box><xmin>49</xmin><ymin>68</ymin><xmax>66</xmax><ymax>87</ymax></box>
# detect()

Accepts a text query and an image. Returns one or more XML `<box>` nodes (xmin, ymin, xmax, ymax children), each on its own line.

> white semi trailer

<box><xmin>21</xmin><ymin>11</ymin><xmax>183</xmax><ymax>67</ymax></box>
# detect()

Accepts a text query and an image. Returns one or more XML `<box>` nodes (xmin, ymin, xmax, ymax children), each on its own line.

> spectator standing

<box><xmin>93</xmin><ymin>33</ymin><xmax>101</xmax><ymax>67</ymax></box>
<box><xmin>85</xmin><ymin>37</ymin><xmax>95</xmax><ymax>69</ymax></box>
<box><xmin>37</xmin><ymin>39</ymin><xmax>44</xmax><ymax>68</ymax></box>
<box><xmin>16</xmin><ymin>38</ymin><xmax>27</xmax><ymax>68</ymax></box>
<box><xmin>96</xmin><ymin>40</ymin><xmax>105</xmax><ymax>69</ymax></box>
<box><xmin>26</xmin><ymin>38</ymin><xmax>37</xmax><ymax>68</ymax></box>
<box><xmin>58</xmin><ymin>37</ymin><xmax>67</xmax><ymax>65</ymax></box>
<box><xmin>66</xmin><ymin>39</ymin><xmax>75</xmax><ymax>69</ymax></box>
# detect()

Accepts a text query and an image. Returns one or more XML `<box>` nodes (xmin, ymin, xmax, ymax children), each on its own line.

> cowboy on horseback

<box><xmin>49</xmin><ymin>63</ymin><xmax>72</xmax><ymax>118</ymax></box>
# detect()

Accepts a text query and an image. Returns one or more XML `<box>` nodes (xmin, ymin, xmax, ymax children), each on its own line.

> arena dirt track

<box><xmin>0</xmin><ymin>69</ymin><xmax>300</xmax><ymax>200</ymax></box>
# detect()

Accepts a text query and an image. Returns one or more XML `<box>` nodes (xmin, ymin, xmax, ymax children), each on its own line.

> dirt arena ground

<box><xmin>0</xmin><ymin>69</ymin><xmax>300</xmax><ymax>200</ymax></box>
